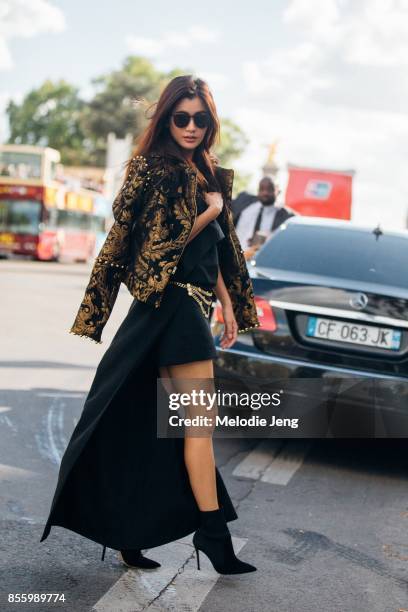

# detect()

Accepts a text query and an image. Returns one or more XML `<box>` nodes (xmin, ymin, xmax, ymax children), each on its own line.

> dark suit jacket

<box><xmin>270</xmin><ymin>206</ymin><xmax>296</xmax><ymax>231</ymax></box>
<box><xmin>233</xmin><ymin>197</ymin><xmax>296</xmax><ymax>232</ymax></box>
<box><xmin>231</xmin><ymin>191</ymin><xmax>258</xmax><ymax>224</ymax></box>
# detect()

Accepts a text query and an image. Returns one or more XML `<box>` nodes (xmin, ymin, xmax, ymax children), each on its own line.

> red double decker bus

<box><xmin>0</xmin><ymin>144</ymin><xmax>106</xmax><ymax>262</ymax></box>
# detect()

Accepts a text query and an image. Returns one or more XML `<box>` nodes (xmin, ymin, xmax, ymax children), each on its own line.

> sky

<box><xmin>1</xmin><ymin>0</ymin><xmax>408</xmax><ymax>230</ymax></box>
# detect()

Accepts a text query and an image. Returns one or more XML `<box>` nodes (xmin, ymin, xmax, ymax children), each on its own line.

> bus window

<box><xmin>56</xmin><ymin>209</ymin><xmax>92</xmax><ymax>230</ymax></box>
<box><xmin>43</xmin><ymin>207</ymin><xmax>58</xmax><ymax>229</ymax></box>
<box><xmin>78</xmin><ymin>213</ymin><xmax>92</xmax><ymax>230</ymax></box>
<box><xmin>0</xmin><ymin>199</ymin><xmax>42</xmax><ymax>235</ymax></box>
<box><xmin>0</xmin><ymin>151</ymin><xmax>42</xmax><ymax>179</ymax></box>
<box><xmin>50</xmin><ymin>160</ymin><xmax>59</xmax><ymax>181</ymax></box>
<box><xmin>56</xmin><ymin>209</ymin><xmax>68</xmax><ymax>229</ymax></box>
<box><xmin>91</xmin><ymin>215</ymin><xmax>105</xmax><ymax>233</ymax></box>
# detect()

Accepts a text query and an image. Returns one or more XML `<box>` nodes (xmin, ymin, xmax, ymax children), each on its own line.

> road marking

<box><xmin>261</xmin><ymin>440</ymin><xmax>313</xmax><ymax>485</ymax></box>
<box><xmin>232</xmin><ymin>440</ymin><xmax>312</xmax><ymax>485</ymax></box>
<box><xmin>0</xmin><ymin>463</ymin><xmax>39</xmax><ymax>481</ymax></box>
<box><xmin>0</xmin><ymin>414</ymin><xmax>17</xmax><ymax>433</ymax></box>
<box><xmin>35</xmin><ymin>399</ymin><xmax>68</xmax><ymax>465</ymax></box>
<box><xmin>232</xmin><ymin>440</ymin><xmax>285</xmax><ymax>480</ymax></box>
<box><xmin>37</xmin><ymin>392</ymin><xmax>85</xmax><ymax>398</ymax></box>
<box><xmin>93</xmin><ymin>535</ymin><xmax>248</xmax><ymax>612</ymax></box>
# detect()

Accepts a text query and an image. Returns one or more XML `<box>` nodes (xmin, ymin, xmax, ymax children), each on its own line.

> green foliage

<box><xmin>231</xmin><ymin>171</ymin><xmax>252</xmax><ymax>198</ymax></box>
<box><xmin>6</xmin><ymin>80</ymin><xmax>87</xmax><ymax>165</ymax></box>
<box><xmin>215</xmin><ymin>117</ymin><xmax>248</xmax><ymax>167</ymax></box>
<box><xmin>5</xmin><ymin>58</ymin><xmax>250</xmax><ymax>177</ymax></box>
<box><xmin>215</xmin><ymin>118</ymin><xmax>251</xmax><ymax>196</ymax></box>
<box><xmin>78</xmin><ymin>56</ymin><xmax>167</xmax><ymax>165</ymax></box>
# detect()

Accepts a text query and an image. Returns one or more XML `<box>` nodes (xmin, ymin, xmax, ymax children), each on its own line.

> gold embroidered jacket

<box><xmin>70</xmin><ymin>152</ymin><xmax>260</xmax><ymax>343</ymax></box>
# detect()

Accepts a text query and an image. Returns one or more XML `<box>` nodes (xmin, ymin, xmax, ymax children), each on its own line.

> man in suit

<box><xmin>234</xmin><ymin>176</ymin><xmax>295</xmax><ymax>260</ymax></box>
<box><xmin>231</xmin><ymin>190</ymin><xmax>259</xmax><ymax>225</ymax></box>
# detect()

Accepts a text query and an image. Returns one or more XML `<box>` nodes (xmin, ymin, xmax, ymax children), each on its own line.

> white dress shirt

<box><xmin>235</xmin><ymin>201</ymin><xmax>278</xmax><ymax>250</ymax></box>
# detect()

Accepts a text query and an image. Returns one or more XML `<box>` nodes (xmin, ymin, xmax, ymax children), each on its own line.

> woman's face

<box><xmin>168</xmin><ymin>96</ymin><xmax>209</xmax><ymax>156</ymax></box>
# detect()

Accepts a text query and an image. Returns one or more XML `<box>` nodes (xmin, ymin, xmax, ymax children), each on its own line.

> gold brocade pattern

<box><xmin>69</xmin><ymin>153</ymin><xmax>260</xmax><ymax>343</ymax></box>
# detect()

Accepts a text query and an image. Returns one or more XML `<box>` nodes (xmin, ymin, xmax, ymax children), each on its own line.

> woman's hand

<box><xmin>219</xmin><ymin>301</ymin><xmax>238</xmax><ymax>349</ymax></box>
<box><xmin>204</xmin><ymin>191</ymin><xmax>223</xmax><ymax>218</ymax></box>
<box><xmin>214</xmin><ymin>268</ymin><xmax>237</xmax><ymax>348</ymax></box>
<box><xmin>244</xmin><ymin>245</ymin><xmax>260</xmax><ymax>261</ymax></box>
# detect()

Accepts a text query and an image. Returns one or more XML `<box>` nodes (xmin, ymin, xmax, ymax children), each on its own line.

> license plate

<box><xmin>306</xmin><ymin>316</ymin><xmax>402</xmax><ymax>351</ymax></box>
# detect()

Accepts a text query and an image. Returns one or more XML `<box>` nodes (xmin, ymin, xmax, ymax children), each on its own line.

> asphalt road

<box><xmin>0</xmin><ymin>259</ymin><xmax>407</xmax><ymax>612</ymax></box>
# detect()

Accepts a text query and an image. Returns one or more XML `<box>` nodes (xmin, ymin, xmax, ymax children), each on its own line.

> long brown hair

<box><xmin>122</xmin><ymin>75</ymin><xmax>221</xmax><ymax>189</ymax></box>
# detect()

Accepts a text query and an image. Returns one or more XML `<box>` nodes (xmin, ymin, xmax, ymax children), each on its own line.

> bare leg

<box><xmin>159</xmin><ymin>364</ymin><xmax>176</xmax><ymax>395</ymax></box>
<box><xmin>159</xmin><ymin>360</ymin><xmax>218</xmax><ymax>511</ymax></box>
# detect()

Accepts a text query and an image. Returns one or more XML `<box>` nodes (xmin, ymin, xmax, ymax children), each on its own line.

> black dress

<box><xmin>39</xmin><ymin>181</ymin><xmax>237</xmax><ymax>552</ymax></box>
<box><xmin>155</xmin><ymin>185</ymin><xmax>225</xmax><ymax>366</ymax></box>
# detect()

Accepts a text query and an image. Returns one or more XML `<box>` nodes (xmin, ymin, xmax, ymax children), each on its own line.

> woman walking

<box><xmin>40</xmin><ymin>75</ymin><xmax>260</xmax><ymax>575</ymax></box>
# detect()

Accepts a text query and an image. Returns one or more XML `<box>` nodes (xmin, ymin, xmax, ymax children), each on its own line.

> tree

<box><xmin>215</xmin><ymin>117</ymin><xmax>251</xmax><ymax>196</ymax></box>
<box><xmin>79</xmin><ymin>56</ymin><xmax>177</xmax><ymax>165</ymax></box>
<box><xmin>6</xmin><ymin>80</ymin><xmax>87</xmax><ymax>165</ymax></box>
<box><xmin>5</xmin><ymin>58</ymin><xmax>252</xmax><ymax>186</ymax></box>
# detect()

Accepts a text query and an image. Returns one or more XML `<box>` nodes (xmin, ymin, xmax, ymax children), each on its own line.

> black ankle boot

<box><xmin>100</xmin><ymin>545</ymin><xmax>161</xmax><ymax>568</ymax></box>
<box><xmin>119</xmin><ymin>549</ymin><xmax>161</xmax><ymax>569</ymax></box>
<box><xmin>192</xmin><ymin>507</ymin><xmax>257</xmax><ymax>575</ymax></box>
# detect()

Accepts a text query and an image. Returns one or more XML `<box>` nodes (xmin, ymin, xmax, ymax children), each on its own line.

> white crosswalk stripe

<box><xmin>93</xmin><ymin>535</ymin><xmax>248</xmax><ymax>612</ymax></box>
<box><xmin>0</xmin><ymin>463</ymin><xmax>39</xmax><ymax>481</ymax></box>
<box><xmin>232</xmin><ymin>440</ymin><xmax>284</xmax><ymax>479</ymax></box>
<box><xmin>232</xmin><ymin>440</ymin><xmax>312</xmax><ymax>485</ymax></box>
<box><xmin>260</xmin><ymin>440</ymin><xmax>313</xmax><ymax>485</ymax></box>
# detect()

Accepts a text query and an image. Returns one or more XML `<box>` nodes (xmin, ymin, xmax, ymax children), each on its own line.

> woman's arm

<box><xmin>185</xmin><ymin>191</ymin><xmax>224</xmax><ymax>245</ymax></box>
<box><xmin>214</xmin><ymin>266</ymin><xmax>238</xmax><ymax>349</ymax></box>
<box><xmin>186</xmin><ymin>206</ymin><xmax>218</xmax><ymax>244</ymax></box>
<box><xmin>214</xmin><ymin>266</ymin><xmax>231</xmax><ymax>307</ymax></box>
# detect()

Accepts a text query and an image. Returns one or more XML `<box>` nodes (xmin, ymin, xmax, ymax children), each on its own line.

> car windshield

<box><xmin>254</xmin><ymin>223</ymin><xmax>408</xmax><ymax>289</ymax></box>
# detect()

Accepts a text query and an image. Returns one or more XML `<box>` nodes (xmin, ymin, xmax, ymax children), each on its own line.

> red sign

<box><xmin>285</xmin><ymin>165</ymin><xmax>354</xmax><ymax>220</ymax></box>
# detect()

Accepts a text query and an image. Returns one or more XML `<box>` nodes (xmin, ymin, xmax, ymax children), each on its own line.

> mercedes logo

<box><xmin>349</xmin><ymin>292</ymin><xmax>368</xmax><ymax>310</ymax></box>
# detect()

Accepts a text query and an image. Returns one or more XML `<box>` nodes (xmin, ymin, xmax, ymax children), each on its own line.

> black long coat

<box><xmin>40</xmin><ymin>272</ymin><xmax>237</xmax><ymax>552</ymax></box>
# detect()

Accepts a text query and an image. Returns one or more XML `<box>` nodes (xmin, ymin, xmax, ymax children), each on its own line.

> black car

<box><xmin>211</xmin><ymin>217</ymin><xmax>408</xmax><ymax>436</ymax></box>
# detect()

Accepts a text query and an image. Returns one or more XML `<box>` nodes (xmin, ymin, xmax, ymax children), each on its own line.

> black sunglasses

<box><xmin>171</xmin><ymin>111</ymin><xmax>210</xmax><ymax>129</ymax></box>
